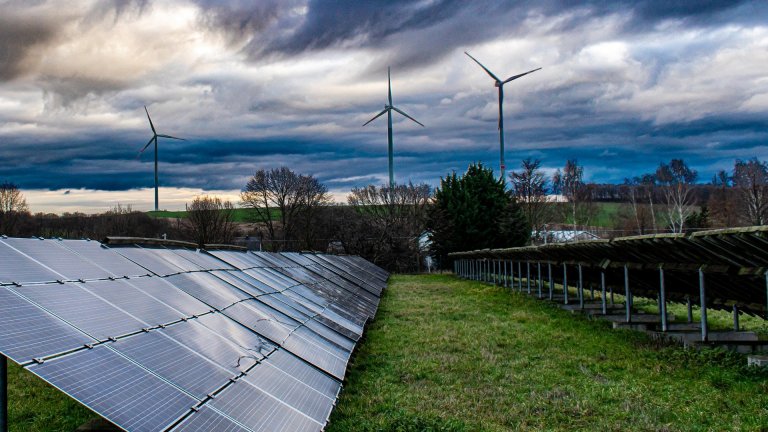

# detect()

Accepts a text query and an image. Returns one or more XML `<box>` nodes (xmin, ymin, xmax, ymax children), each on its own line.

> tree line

<box><xmin>2</xmin><ymin>156</ymin><xmax>767</xmax><ymax>271</ymax></box>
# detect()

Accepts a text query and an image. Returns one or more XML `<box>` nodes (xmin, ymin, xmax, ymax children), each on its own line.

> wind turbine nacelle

<box><xmin>494</xmin><ymin>81</ymin><xmax>501</xmax><ymax>88</ymax></box>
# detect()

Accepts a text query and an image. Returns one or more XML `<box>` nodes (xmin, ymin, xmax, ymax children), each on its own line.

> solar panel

<box><xmin>141</xmin><ymin>247</ymin><xmax>207</xmax><ymax>272</ymax></box>
<box><xmin>124</xmin><ymin>276</ymin><xmax>212</xmax><ymax>317</ymax></box>
<box><xmin>111</xmin><ymin>330</ymin><xmax>234</xmax><ymax>400</ymax></box>
<box><xmin>0</xmin><ymin>240</ymin><xmax>61</xmax><ymax>284</ymax></box>
<box><xmin>170</xmin><ymin>248</ymin><xmax>235</xmax><ymax>271</ymax></box>
<box><xmin>265</xmin><ymin>349</ymin><xmax>341</xmax><ymax>399</ymax></box>
<box><xmin>209</xmin><ymin>378</ymin><xmax>322</xmax><ymax>432</ymax></box>
<box><xmin>242</xmin><ymin>363</ymin><xmax>335</xmax><ymax>423</ymax></box>
<box><xmin>16</xmin><ymin>283</ymin><xmax>146</xmax><ymax>341</ymax></box>
<box><xmin>29</xmin><ymin>345</ymin><xmax>197</xmax><ymax>431</ymax></box>
<box><xmin>166</xmin><ymin>272</ymin><xmax>250</xmax><ymax>310</ymax></box>
<box><xmin>195</xmin><ymin>313</ymin><xmax>276</xmax><ymax>357</ymax></box>
<box><xmin>59</xmin><ymin>239</ymin><xmax>149</xmax><ymax>278</ymax></box>
<box><xmin>162</xmin><ymin>320</ymin><xmax>260</xmax><ymax>372</ymax></box>
<box><xmin>0</xmin><ymin>237</ymin><xmax>388</xmax><ymax>432</ymax></box>
<box><xmin>80</xmin><ymin>279</ymin><xmax>185</xmax><ymax>326</ymax></box>
<box><xmin>222</xmin><ymin>301</ymin><xmax>295</xmax><ymax>343</ymax></box>
<box><xmin>211</xmin><ymin>270</ymin><xmax>272</xmax><ymax>297</ymax></box>
<box><xmin>0</xmin><ymin>287</ymin><xmax>94</xmax><ymax>362</ymax></box>
<box><xmin>1</xmin><ymin>238</ymin><xmax>111</xmax><ymax>281</ymax></box>
<box><xmin>111</xmin><ymin>245</ymin><xmax>187</xmax><ymax>276</ymax></box>
<box><xmin>172</xmin><ymin>406</ymin><xmax>250</xmax><ymax>432</ymax></box>
<box><xmin>282</xmin><ymin>334</ymin><xmax>348</xmax><ymax>380</ymax></box>
<box><xmin>207</xmin><ymin>250</ymin><xmax>256</xmax><ymax>270</ymax></box>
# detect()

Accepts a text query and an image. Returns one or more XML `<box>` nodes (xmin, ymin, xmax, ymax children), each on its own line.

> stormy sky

<box><xmin>1</xmin><ymin>0</ymin><xmax>767</xmax><ymax>212</ymax></box>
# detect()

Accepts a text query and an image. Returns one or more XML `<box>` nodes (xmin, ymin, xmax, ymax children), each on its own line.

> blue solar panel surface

<box><xmin>0</xmin><ymin>237</ymin><xmax>387</xmax><ymax>431</ymax></box>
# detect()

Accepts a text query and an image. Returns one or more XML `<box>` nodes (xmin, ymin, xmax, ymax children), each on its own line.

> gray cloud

<box><xmin>0</xmin><ymin>9</ymin><xmax>62</xmax><ymax>80</ymax></box>
<box><xmin>0</xmin><ymin>0</ymin><xmax>767</xmax><ymax>212</ymax></box>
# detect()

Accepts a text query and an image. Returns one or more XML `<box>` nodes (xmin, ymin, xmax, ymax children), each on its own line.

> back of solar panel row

<box><xmin>0</xmin><ymin>237</ymin><xmax>388</xmax><ymax>432</ymax></box>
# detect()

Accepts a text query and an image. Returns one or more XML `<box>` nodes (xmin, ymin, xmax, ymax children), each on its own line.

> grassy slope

<box><xmin>328</xmin><ymin>274</ymin><xmax>768</xmax><ymax>432</ymax></box>
<box><xmin>7</xmin><ymin>361</ymin><xmax>96</xmax><ymax>432</ymax></box>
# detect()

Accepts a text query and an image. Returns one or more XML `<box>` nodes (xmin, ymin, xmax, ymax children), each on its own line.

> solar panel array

<box><xmin>0</xmin><ymin>236</ymin><xmax>388</xmax><ymax>432</ymax></box>
<box><xmin>450</xmin><ymin>226</ymin><xmax>768</xmax><ymax>317</ymax></box>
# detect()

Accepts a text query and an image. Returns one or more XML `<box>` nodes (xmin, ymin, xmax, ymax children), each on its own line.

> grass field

<box><xmin>147</xmin><ymin>207</ymin><xmax>280</xmax><ymax>222</ymax></box>
<box><xmin>328</xmin><ymin>274</ymin><xmax>768</xmax><ymax>431</ymax></box>
<box><xmin>148</xmin><ymin>202</ymin><xmax>628</xmax><ymax>228</ymax></box>
<box><xmin>5</xmin><ymin>274</ymin><xmax>768</xmax><ymax>431</ymax></box>
<box><xmin>6</xmin><ymin>361</ymin><xmax>96</xmax><ymax>432</ymax></box>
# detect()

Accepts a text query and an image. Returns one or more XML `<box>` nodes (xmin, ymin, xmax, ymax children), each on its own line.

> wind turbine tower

<box><xmin>363</xmin><ymin>67</ymin><xmax>424</xmax><ymax>189</ymax></box>
<box><xmin>465</xmin><ymin>52</ymin><xmax>540</xmax><ymax>181</ymax></box>
<box><xmin>138</xmin><ymin>106</ymin><xmax>185</xmax><ymax>211</ymax></box>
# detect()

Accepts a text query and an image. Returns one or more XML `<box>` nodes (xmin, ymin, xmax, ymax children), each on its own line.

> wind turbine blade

<box><xmin>464</xmin><ymin>51</ymin><xmax>501</xmax><ymax>82</ymax></box>
<box><xmin>388</xmin><ymin>66</ymin><xmax>393</xmax><ymax>106</ymax></box>
<box><xmin>144</xmin><ymin>106</ymin><xmax>156</xmax><ymax>134</ymax></box>
<box><xmin>138</xmin><ymin>136</ymin><xmax>154</xmax><ymax>154</ymax></box>
<box><xmin>392</xmin><ymin>106</ymin><xmax>424</xmax><ymax>127</ymax></box>
<box><xmin>502</xmin><ymin>67</ymin><xmax>542</xmax><ymax>84</ymax></box>
<box><xmin>363</xmin><ymin>108</ymin><xmax>389</xmax><ymax>126</ymax></box>
<box><xmin>157</xmin><ymin>134</ymin><xmax>186</xmax><ymax>141</ymax></box>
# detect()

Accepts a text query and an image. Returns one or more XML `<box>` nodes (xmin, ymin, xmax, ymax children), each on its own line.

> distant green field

<box><xmin>552</xmin><ymin>202</ymin><xmax>623</xmax><ymax>228</ymax></box>
<box><xmin>147</xmin><ymin>208</ymin><xmax>280</xmax><ymax>222</ymax></box>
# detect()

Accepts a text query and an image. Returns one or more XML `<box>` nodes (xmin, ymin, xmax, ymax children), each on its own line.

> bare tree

<box><xmin>186</xmin><ymin>195</ymin><xmax>235</xmax><ymax>248</ymax></box>
<box><xmin>240</xmin><ymin>167</ymin><xmax>329</xmax><ymax>251</ymax></box>
<box><xmin>509</xmin><ymin>158</ymin><xmax>551</xmax><ymax>243</ymax></box>
<box><xmin>707</xmin><ymin>170</ymin><xmax>739</xmax><ymax>228</ymax></box>
<box><xmin>656</xmin><ymin>159</ymin><xmax>698</xmax><ymax>233</ymax></box>
<box><xmin>294</xmin><ymin>174</ymin><xmax>332</xmax><ymax>250</ymax></box>
<box><xmin>345</xmin><ymin>182</ymin><xmax>431</xmax><ymax>271</ymax></box>
<box><xmin>0</xmin><ymin>181</ymin><xmax>30</xmax><ymax>235</ymax></box>
<box><xmin>552</xmin><ymin>159</ymin><xmax>591</xmax><ymax>231</ymax></box>
<box><xmin>733</xmin><ymin>158</ymin><xmax>768</xmax><ymax>226</ymax></box>
<box><xmin>621</xmin><ymin>176</ymin><xmax>657</xmax><ymax>234</ymax></box>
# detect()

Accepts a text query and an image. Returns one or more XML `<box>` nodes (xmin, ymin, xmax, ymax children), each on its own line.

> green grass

<box><xmin>328</xmin><ymin>274</ymin><xmax>768</xmax><ymax>431</ymax></box>
<box><xmin>147</xmin><ymin>208</ymin><xmax>281</xmax><ymax>222</ymax></box>
<box><xmin>7</xmin><ymin>361</ymin><xmax>97</xmax><ymax>432</ymax></box>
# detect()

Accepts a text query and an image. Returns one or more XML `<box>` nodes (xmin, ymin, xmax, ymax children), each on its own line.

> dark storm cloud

<box><xmin>0</xmin><ymin>10</ymin><xmax>61</xmax><ymax>80</ymax></box>
<box><xmin>227</xmin><ymin>0</ymin><xmax>759</xmax><ymax>69</ymax></box>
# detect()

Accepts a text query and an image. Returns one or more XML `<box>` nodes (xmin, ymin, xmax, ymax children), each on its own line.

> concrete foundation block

<box><xmin>748</xmin><ymin>355</ymin><xmax>768</xmax><ymax>367</ymax></box>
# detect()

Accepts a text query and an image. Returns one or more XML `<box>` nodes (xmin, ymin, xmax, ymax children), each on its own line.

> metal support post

<box><xmin>699</xmin><ymin>268</ymin><xmax>708</xmax><ymax>342</ymax></box>
<box><xmin>518</xmin><ymin>262</ymin><xmax>522</xmax><ymax>291</ymax></box>
<box><xmin>624</xmin><ymin>265</ymin><xmax>631</xmax><ymax>323</ymax></box>
<box><xmin>504</xmin><ymin>260</ymin><xmax>508</xmax><ymax>288</ymax></box>
<box><xmin>659</xmin><ymin>266</ymin><xmax>668</xmax><ymax>332</ymax></box>
<box><xmin>526</xmin><ymin>262</ymin><xmax>531</xmax><ymax>294</ymax></box>
<box><xmin>537</xmin><ymin>262</ymin><xmax>542</xmax><ymax>298</ymax></box>
<box><xmin>563</xmin><ymin>263</ymin><xmax>569</xmax><ymax>305</ymax></box>
<box><xmin>686</xmin><ymin>296</ymin><xmax>693</xmax><ymax>323</ymax></box>
<box><xmin>578</xmin><ymin>264</ymin><xmax>584</xmax><ymax>309</ymax></box>
<box><xmin>510</xmin><ymin>260</ymin><xmax>515</xmax><ymax>288</ymax></box>
<box><xmin>733</xmin><ymin>305</ymin><xmax>740</xmax><ymax>331</ymax></box>
<box><xmin>601</xmin><ymin>270</ymin><xmax>607</xmax><ymax>315</ymax></box>
<box><xmin>548</xmin><ymin>263</ymin><xmax>553</xmax><ymax>300</ymax></box>
<box><xmin>1</xmin><ymin>354</ymin><xmax>7</xmax><ymax>432</ymax></box>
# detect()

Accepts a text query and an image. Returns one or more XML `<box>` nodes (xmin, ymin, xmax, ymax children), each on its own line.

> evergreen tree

<box><xmin>428</xmin><ymin>163</ymin><xmax>529</xmax><ymax>269</ymax></box>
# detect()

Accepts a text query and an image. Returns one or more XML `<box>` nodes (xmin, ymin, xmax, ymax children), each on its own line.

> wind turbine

<box><xmin>363</xmin><ymin>67</ymin><xmax>424</xmax><ymax>189</ymax></box>
<box><xmin>465</xmin><ymin>51</ymin><xmax>540</xmax><ymax>181</ymax></box>
<box><xmin>138</xmin><ymin>106</ymin><xmax>185</xmax><ymax>211</ymax></box>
